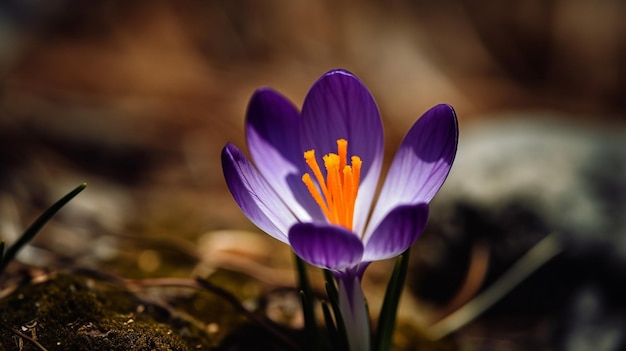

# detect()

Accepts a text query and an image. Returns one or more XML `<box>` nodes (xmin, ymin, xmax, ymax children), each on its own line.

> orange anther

<box><xmin>301</xmin><ymin>140</ymin><xmax>361</xmax><ymax>231</ymax></box>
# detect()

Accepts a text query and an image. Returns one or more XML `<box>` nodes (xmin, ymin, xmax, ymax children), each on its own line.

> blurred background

<box><xmin>1</xmin><ymin>1</ymin><xmax>626</xmax><ymax>350</ymax></box>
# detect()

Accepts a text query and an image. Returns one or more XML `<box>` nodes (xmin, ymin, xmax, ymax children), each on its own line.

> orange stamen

<box><xmin>302</xmin><ymin>173</ymin><xmax>331</xmax><ymax>219</ymax></box>
<box><xmin>301</xmin><ymin>140</ymin><xmax>362</xmax><ymax>231</ymax></box>
<box><xmin>304</xmin><ymin>150</ymin><xmax>330</xmax><ymax>203</ymax></box>
<box><xmin>343</xmin><ymin>165</ymin><xmax>354</xmax><ymax>229</ymax></box>
<box><xmin>337</xmin><ymin>139</ymin><xmax>348</xmax><ymax>173</ymax></box>
<box><xmin>351</xmin><ymin>156</ymin><xmax>362</xmax><ymax>202</ymax></box>
<box><xmin>323</xmin><ymin>153</ymin><xmax>341</xmax><ymax>224</ymax></box>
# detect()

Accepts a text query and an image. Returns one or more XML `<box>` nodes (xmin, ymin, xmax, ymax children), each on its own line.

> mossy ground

<box><xmin>0</xmin><ymin>267</ymin><xmax>312</xmax><ymax>351</ymax></box>
<box><xmin>0</xmin><ymin>268</ymin><xmax>456</xmax><ymax>351</ymax></box>
<box><xmin>0</xmin><ymin>273</ymin><xmax>213</xmax><ymax>350</ymax></box>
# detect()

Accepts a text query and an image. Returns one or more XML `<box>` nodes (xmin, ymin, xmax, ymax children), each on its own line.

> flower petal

<box><xmin>363</xmin><ymin>203</ymin><xmax>429</xmax><ymax>262</ymax></box>
<box><xmin>246</xmin><ymin>88</ymin><xmax>324</xmax><ymax>221</ymax></box>
<box><xmin>300</xmin><ymin>70</ymin><xmax>384</xmax><ymax>235</ymax></box>
<box><xmin>367</xmin><ymin>104</ymin><xmax>457</xmax><ymax>237</ymax></box>
<box><xmin>221</xmin><ymin>143</ymin><xmax>298</xmax><ymax>243</ymax></box>
<box><xmin>289</xmin><ymin>223</ymin><xmax>364</xmax><ymax>270</ymax></box>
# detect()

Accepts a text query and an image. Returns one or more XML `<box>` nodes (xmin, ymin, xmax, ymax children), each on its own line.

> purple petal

<box><xmin>289</xmin><ymin>223</ymin><xmax>364</xmax><ymax>270</ymax></box>
<box><xmin>247</xmin><ymin>88</ymin><xmax>302</xmax><ymax>169</ymax></box>
<box><xmin>363</xmin><ymin>204</ymin><xmax>429</xmax><ymax>262</ymax></box>
<box><xmin>222</xmin><ymin>143</ymin><xmax>298</xmax><ymax>243</ymax></box>
<box><xmin>367</xmin><ymin>104</ymin><xmax>457</xmax><ymax>236</ymax></box>
<box><xmin>246</xmin><ymin>88</ymin><xmax>324</xmax><ymax>221</ymax></box>
<box><xmin>300</xmin><ymin>70</ymin><xmax>384</xmax><ymax>235</ymax></box>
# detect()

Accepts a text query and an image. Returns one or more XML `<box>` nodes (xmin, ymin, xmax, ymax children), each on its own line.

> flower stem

<box><xmin>337</xmin><ymin>275</ymin><xmax>370</xmax><ymax>351</ymax></box>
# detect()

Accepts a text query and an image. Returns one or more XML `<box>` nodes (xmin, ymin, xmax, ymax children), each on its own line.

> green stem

<box><xmin>321</xmin><ymin>301</ymin><xmax>340</xmax><ymax>350</ymax></box>
<box><xmin>324</xmin><ymin>270</ymin><xmax>348</xmax><ymax>350</ymax></box>
<box><xmin>295</xmin><ymin>255</ymin><xmax>320</xmax><ymax>351</ymax></box>
<box><xmin>374</xmin><ymin>248</ymin><xmax>410</xmax><ymax>351</ymax></box>
<box><xmin>337</xmin><ymin>275</ymin><xmax>370</xmax><ymax>351</ymax></box>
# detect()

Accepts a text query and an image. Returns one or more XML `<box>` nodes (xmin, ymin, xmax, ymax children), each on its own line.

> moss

<box><xmin>0</xmin><ymin>274</ymin><xmax>213</xmax><ymax>350</ymax></box>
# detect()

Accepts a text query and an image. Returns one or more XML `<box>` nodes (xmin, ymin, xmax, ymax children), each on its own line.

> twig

<box><xmin>6</xmin><ymin>327</ymin><xmax>49</xmax><ymax>351</ymax></box>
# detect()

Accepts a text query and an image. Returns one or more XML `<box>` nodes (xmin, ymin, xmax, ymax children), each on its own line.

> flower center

<box><xmin>302</xmin><ymin>139</ymin><xmax>362</xmax><ymax>231</ymax></box>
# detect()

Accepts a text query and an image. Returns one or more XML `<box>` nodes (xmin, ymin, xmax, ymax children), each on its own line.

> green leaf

<box><xmin>321</xmin><ymin>300</ymin><xmax>338</xmax><ymax>347</ymax></box>
<box><xmin>295</xmin><ymin>255</ymin><xmax>320</xmax><ymax>351</ymax></box>
<box><xmin>0</xmin><ymin>183</ymin><xmax>87</xmax><ymax>275</ymax></box>
<box><xmin>374</xmin><ymin>248</ymin><xmax>410</xmax><ymax>351</ymax></box>
<box><xmin>323</xmin><ymin>270</ymin><xmax>338</xmax><ymax>304</ymax></box>
<box><xmin>323</xmin><ymin>270</ymin><xmax>348</xmax><ymax>351</ymax></box>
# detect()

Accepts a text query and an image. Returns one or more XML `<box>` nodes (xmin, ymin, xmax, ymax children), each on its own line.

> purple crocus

<box><xmin>222</xmin><ymin>69</ymin><xmax>457</xmax><ymax>350</ymax></box>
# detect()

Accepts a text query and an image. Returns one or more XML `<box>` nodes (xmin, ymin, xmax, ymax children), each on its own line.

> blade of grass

<box><xmin>0</xmin><ymin>183</ymin><xmax>87</xmax><ymax>274</ymax></box>
<box><xmin>323</xmin><ymin>270</ymin><xmax>338</xmax><ymax>303</ymax></box>
<box><xmin>374</xmin><ymin>248</ymin><xmax>410</xmax><ymax>351</ymax></box>
<box><xmin>427</xmin><ymin>233</ymin><xmax>562</xmax><ymax>339</ymax></box>
<box><xmin>321</xmin><ymin>300</ymin><xmax>339</xmax><ymax>349</ymax></box>
<box><xmin>323</xmin><ymin>270</ymin><xmax>348</xmax><ymax>350</ymax></box>
<box><xmin>295</xmin><ymin>255</ymin><xmax>320</xmax><ymax>351</ymax></box>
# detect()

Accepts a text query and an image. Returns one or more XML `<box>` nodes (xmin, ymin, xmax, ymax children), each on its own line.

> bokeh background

<box><xmin>1</xmin><ymin>1</ymin><xmax>626</xmax><ymax>350</ymax></box>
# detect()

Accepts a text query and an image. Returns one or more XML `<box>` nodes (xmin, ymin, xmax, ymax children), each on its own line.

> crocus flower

<box><xmin>222</xmin><ymin>69</ymin><xmax>457</xmax><ymax>350</ymax></box>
